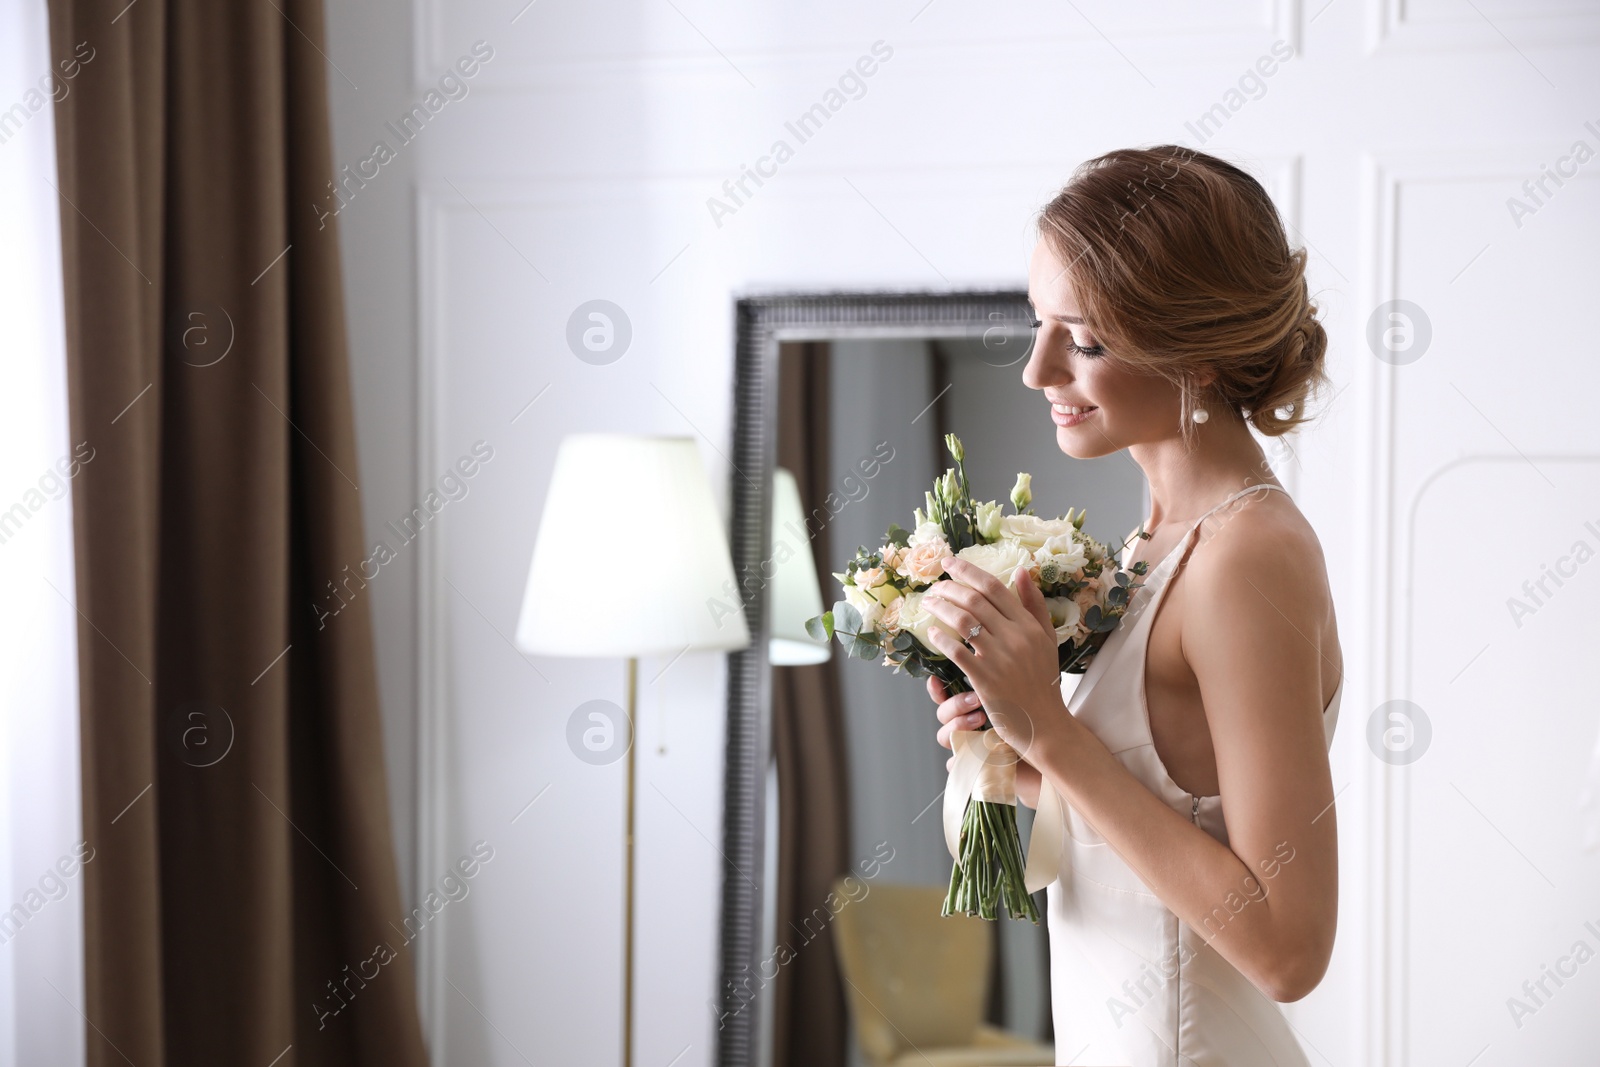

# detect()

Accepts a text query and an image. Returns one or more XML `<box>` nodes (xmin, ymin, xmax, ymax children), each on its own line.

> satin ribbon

<box><xmin>942</xmin><ymin>675</ymin><xmax>1080</xmax><ymax>894</ymax></box>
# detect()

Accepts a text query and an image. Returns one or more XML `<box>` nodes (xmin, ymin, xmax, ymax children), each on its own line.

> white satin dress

<box><xmin>1043</xmin><ymin>482</ymin><xmax>1342</xmax><ymax>1066</ymax></box>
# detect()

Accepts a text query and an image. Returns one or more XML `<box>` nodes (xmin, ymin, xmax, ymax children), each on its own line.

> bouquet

<box><xmin>805</xmin><ymin>434</ymin><xmax>1150</xmax><ymax>921</ymax></box>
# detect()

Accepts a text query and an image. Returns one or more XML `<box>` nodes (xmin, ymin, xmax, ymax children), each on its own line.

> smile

<box><xmin>1050</xmin><ymin>403</ymin><xmax>1096</xmax><ymax>427</ymax></box>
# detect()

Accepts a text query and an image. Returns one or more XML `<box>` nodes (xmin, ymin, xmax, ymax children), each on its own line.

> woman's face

<box><xmin>1022</xmin><ymin>237</ymin><xmax>1183</xmax><ymax>458</ymax></box>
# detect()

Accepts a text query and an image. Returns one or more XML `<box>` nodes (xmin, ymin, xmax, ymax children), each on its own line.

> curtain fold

<box><xmin>770</xmin><ymin>342</ymin><xmax>853</xmax><ymax>1067</ymax></box>
<box><xmin>48</xmin><ymin>1</ymin><xmax>427</xmax><ymax>1064</ymax></box>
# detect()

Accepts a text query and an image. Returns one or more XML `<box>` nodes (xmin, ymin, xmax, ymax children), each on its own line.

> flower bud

<box><xmin>975</xmin><ymin>500</ymin><xmax>1002</xmax><ymax>541</ymax></box>
<box><xmin>1010</xmin><ymin>472</ymin><xmax>1033</xmax><ymax>513</ymax></box>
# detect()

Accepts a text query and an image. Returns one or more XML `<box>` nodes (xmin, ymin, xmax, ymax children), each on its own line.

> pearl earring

<box><xmin>1191</xmin><ymin>407</ymin><xmax>1209</xmax><ymax>424</ymax></box>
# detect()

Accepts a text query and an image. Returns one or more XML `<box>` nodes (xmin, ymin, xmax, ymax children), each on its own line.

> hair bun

<box><xmin>1248</xmin><ymin>297</ymin><xmax>1328</xmax><ymax>436</ymax></box>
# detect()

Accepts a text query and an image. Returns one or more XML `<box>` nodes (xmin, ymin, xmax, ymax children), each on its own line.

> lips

<box><xmin>1050</xmin><ymin>402</ymin><xmax>1096</xmax><ymax>427</ymax></box>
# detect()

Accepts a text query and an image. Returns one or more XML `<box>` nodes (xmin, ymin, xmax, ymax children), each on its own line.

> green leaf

<box><xmin>892</xmin><ymin>631</ymin><xmax>913</xmax><ymax>652</ymax></box>
<box><xmin>1115</xmin><ymin>570</ymin><xmax>1131</xmax><ymax>587</ymax></box>
<box><xmin>850</xmin><ymin>635</ymin><xmax>880</xmax><ymax>660</ymax></box>
<box><xmin>805</xmin><ymin>612</ymin><xmax>834</xmax><ymax>642</ymax></box>
<box><xmin>884</xmin><ymin>522</ymin><xmax>913</xmax><ymax>548</ymax></box>
<box><xmin>835</xmin><ymin>601</ymin><xmax>863</xmax><ymax>635</ymax></box>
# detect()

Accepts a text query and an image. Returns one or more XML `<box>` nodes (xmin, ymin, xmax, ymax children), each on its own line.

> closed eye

<box><xmin>1030</xmin><ymin>317</ymin><xmax>1106</xmax><ymax>359</ymax></box>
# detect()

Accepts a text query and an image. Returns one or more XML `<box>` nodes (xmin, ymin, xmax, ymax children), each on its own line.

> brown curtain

<box><xmin>49</xmin><ymin>2</ymin><xmax>427</xmax><ymax>1065</ymax></box>
<box><xmin>770</xmin><ymin>342</ymin><xmax>853</xmax><ymax>1067</ymax></box>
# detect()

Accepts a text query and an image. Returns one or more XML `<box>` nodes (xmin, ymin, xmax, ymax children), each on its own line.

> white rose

<box><xmin>998</xmin><ymin>514</ymin><xmax>1079</xmax><ymax>551</ymax></box>
<box><xmin>1043</xmin><ymin>596</ymin><xmax>1082</xmax><ymax>645</ymax></box>
<box><xmin>954</xmin><ymin>539</ymin><xmax>1035</xmax><ymax>590</ymax></box>
<box><xmin>897</xmin><ymin>586</ymin><xmax>964</xmax><ymax>656</ymax></box>
<box><xmin>907</xmin><ymin>520</ymin><xmax>947</xmax><ymax>548</ymax></box>
<box><xmin>975</xmin><ymin>500</ymin><xmax>1002</xmax><ymax>541</ymax></box>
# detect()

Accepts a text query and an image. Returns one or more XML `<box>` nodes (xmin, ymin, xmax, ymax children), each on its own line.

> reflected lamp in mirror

<box><xmin>767</xmin><ymin>466</ymin><xmax>830</xmax><ymax>666</ymax></box>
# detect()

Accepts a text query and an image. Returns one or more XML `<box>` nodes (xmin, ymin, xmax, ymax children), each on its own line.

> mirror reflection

<box><xmin>759</xmin><ymin>334</ymin><xmax>1144</xmax><ymax>1067</ymax></box>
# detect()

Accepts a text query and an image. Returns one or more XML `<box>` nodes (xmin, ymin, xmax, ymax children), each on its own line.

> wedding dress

<box><xmin>1042</xmin><ymin>482</ymin><xmax>1343</xmax><ymax>1066</ymax></box>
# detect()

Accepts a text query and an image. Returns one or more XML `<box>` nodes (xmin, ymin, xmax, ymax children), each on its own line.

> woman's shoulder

<box><xmin>1185</xmin><ymin>487</ymin><xmax>1330</xmax><ymax>603</ymax></box>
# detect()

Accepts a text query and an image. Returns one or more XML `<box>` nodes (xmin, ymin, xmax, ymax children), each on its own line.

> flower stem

<box><xmin>941</xmin><ymin>798</ymin><xmax>1040</xmax><ymax>924</ymax></box>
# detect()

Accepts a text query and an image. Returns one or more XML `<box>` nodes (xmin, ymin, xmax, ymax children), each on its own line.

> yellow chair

<box><xmin>831</xmin><ymin>878</ymin><xmax>1056</xmax><ymax>1067</ymax></box>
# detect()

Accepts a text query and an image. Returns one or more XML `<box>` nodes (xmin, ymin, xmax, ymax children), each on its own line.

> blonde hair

<box><xmin>1036</xmin><ymin>145</ymin><xmax>1330</xmax><ymax>447</ymax></box>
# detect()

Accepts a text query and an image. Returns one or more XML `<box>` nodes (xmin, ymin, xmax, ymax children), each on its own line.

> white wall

<box><xmin>0</xmin><ymin>1</ymin><xmax>86</xmax><ymax>1063</ymax></box>
<box><xmin>322</xmin><ymin>2</ymin><xmax>1600</xmax><ymax>1064</ymax></box>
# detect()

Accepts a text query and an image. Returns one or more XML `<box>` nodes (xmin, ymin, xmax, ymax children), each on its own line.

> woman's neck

<box><xmin>1128</xmin><ymin>412</ymin><xmax>1280</xmax><ymax>533</ymax></box>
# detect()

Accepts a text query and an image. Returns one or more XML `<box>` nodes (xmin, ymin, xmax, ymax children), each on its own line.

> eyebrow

<box><xmin>1025</xmin><ymin>301</ymin><xmax>1085</xmax><ymax>325</ymax></box>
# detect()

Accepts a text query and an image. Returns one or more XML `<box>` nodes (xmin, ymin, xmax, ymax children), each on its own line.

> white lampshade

<box><xmin>515</xmin><ymin>434</ymin><xmax>751</xmax><ymax>658</ymax></box>
<box><xmin>767</xmin><ymin>467</ymin><xmax>831</xmax><ymax>666</ymax></box>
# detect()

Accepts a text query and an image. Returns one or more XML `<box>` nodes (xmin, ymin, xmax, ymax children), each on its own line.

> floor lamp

<box><xmin>514</xmin><ymin>434</ymin><xmax>750</xmax><ymax>1067</ymax></box>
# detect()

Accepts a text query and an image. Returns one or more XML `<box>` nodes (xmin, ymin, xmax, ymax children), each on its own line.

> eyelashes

<box><xmin>1028</xmin><ymin>318</ymin><xmax>1106</xmax><ymax>359</ymax></box>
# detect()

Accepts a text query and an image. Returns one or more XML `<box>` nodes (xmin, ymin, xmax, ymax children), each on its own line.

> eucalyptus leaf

<box><xmin>805</xmin><ymin>612</ymin><xmax>834</xmax><ymax>642</ymax></box>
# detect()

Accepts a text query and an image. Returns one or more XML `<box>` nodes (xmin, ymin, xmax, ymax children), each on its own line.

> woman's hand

<box><xmin>928</xmin><ymin>675</ymin><xmax>1042</xmax><ymax>809</ymax></box>
<box><xmin>920</xmin><ymin>555</ymin><xmax>1067</xmax><ymax>760</ymax></box>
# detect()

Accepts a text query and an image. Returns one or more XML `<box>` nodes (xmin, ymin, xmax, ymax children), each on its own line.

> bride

<box><xmin>920</xmin><ymin>144</ymin><xmax>1343</xmax><ymax>1066</ymax></box>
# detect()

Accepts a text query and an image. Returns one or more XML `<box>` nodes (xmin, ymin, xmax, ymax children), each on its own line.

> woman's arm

<box><xmin>923</xmin><ymin>533</ymin><xmax>1339</xmax><ymax>1003</ymax></box>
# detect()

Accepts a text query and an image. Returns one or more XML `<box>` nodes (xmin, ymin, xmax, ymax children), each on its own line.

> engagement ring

<box><xmin>966</xmin><ymin>624</ymin><xmax>982</xmax><ymax>640</ymax></box>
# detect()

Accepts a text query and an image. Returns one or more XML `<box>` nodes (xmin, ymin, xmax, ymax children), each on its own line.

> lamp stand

<box><xmin>623</xmin><ymin>655</ymin><xmax>638</xmax><ymax>1067</ymax></box>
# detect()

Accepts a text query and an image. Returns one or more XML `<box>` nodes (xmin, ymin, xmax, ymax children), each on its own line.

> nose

<box><xmin>1021</xmin><ymin>328</ymin><xmax>1070</xmax><ymax>392</ymax></box>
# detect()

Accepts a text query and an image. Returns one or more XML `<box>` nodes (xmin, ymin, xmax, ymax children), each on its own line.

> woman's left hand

<box><xmin>921</xmin><ymin>555</ymin><xmax>1066</xmax><ymax>757</ymax></box>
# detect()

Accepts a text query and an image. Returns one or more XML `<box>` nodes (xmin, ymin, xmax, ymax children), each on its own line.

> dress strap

<box><xmin>1177</xmin><ymin>482</ymin><xmax>1287</xmax><ymax>546</ymax></box>
<box><xmin>1144</xmin><ymin>482</ymin><xmax>1288</xmax><ymax>579</ymax></box>
<box><xmin>1127</xmin><ymin>483</ymin><xmax>1289</xmax><ymax>576</ymax></box>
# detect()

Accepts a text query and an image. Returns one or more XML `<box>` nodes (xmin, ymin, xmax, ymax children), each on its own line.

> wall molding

<box><xmin>410</xmin><ymin>0</ymin><xmax>1304</xmax><ymax>93</ymax></box>
<box><xmin>1366</xmin><ymin>0</ymin><xmax>1600</xmax><ymax>53</ymax></box>
<box><xmin>1357</xmin><ymin>149</ymin><xmax>1598</xmax><ymax>1065</ymax></box>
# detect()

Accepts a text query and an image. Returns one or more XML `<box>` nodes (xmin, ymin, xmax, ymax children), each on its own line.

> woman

<box><xmin>921</xmin><ymin>145</ymin><xmax>1342</xmax><ymax>1065</ymax></box>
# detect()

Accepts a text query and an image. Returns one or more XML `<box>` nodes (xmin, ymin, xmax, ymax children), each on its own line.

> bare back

<box><xmin>1127</xmin><ymin>487</ymin><xmax>1343</xmax><ymax>798</ymax></box>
